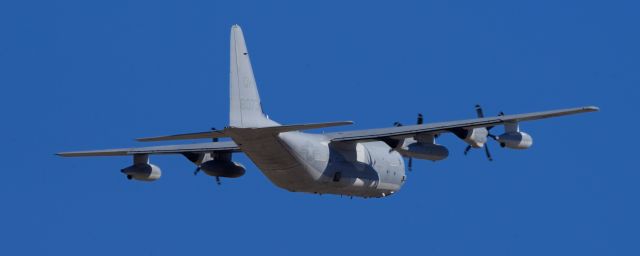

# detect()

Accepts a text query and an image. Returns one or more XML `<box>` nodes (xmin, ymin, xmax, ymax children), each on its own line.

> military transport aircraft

<box><xmin>58</xmin><ymin>25</ymin><xmax>598</xmax><ymax>198</ymax></box>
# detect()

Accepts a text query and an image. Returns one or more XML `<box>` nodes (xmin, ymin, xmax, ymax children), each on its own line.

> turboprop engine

<box><xmin>459</xmin><ymin>127</ymin><xmax>489</xmax><ymax>148</ymax></box>
<box><xmin>121</xmin><ymin>154</ymin><xmax>161</xmax><ymax>181</ymax></box>
<box><xmin>398</xmin><ymin>135</ymin><xmax>449</xmax><ymax>161</ymax></box>
<box><xmin>400</xmin><ymin>141</ymin><xmax>449</xmax><ymax>161</ymax></box>
<box><xmin>199</xmin><ymin>160</ymin><xmax>246</xmax><ymax>178</ymax></box>
<box><xmin>183</xmin><ymin>151</ymin><xmax>245</xmax><ymax>185</ymax></box>
<box><xmin>451</xmin><ymin>105</ymin><xmax>491</xmax><ymax>149</ymax></box>
<box><xmin>393</xmin><ymin>114</ymin><xmax>449</xmax><ymax>162</ymax></box>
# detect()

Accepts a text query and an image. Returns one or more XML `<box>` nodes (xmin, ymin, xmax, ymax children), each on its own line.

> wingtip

<box><xmin>336</xmin><ymin>121</ymin><xmax>355</xmax><ymax>126</ymax></box>
<box><xmin>56</xmin><ymin>152</ymin><xmax>71</xmax><ymax>157</ymax></box>
<box><xmin>584</xmin><ymin>106</ymin><xmax>600</xmax><ymax>111</ymax></box>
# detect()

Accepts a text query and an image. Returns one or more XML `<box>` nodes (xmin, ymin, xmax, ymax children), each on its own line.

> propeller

<box><xmin>194</xmin><ymin>166</ymin><xmax>222</xmax><ymax>185</ymax></box>
<box><xmin>395</xmin><ymin>113</ymin><xmax>424</xmax><ymax>171</ymax></box>
<box><xmin>212</xmin><ymin>128</ymin><xmax>223</xmax><ymax>185</ymax></box>
<box><xmin>463</xmin><ymin>104</ymin><xmax>501</xmax><ymax>161</ymax></box>
<box><xmin>193</xmin><ymin>127</ymin><xmax>220</xmax><ymax>176</ymax></box>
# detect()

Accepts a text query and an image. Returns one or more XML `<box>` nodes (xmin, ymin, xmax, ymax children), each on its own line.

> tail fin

<box><xmin>229</xmin><ymin>25</ymin><xmax>277</xmax><ymax>128</ymax></box>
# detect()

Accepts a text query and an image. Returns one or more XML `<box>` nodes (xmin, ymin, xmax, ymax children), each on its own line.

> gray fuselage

<box><xmin>224</xmin><ymin>128</ymin><xmax>405</xmax><ymax>198</ymax></box>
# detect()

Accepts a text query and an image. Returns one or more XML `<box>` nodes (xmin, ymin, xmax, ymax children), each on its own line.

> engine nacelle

<box><xmin>400</xmin><ymin>142</ymin><xmax>449</xmax><ymax>161</ymax></box>
<box><xmin>121</xmin><ymin>163</ymin><xmax>161</xmax><ymax>181</ymax></box>
<box><xmin>199</xmin><ymin>160</ymin><xmax>246</xmax><ymax>178</ymax></box>
<box><xmin>451</xmin><ymin>127</ymin><xmax>488</xmax><ymax>148</ymax></box>
<box><xmin>465</xmin><ymin>128</ymin><xmax>489</xmax><ymax>148</ymax></box>
<box><xmin>498</xmin><ymin>132</ymin><xmax>533</xmax><ymax>149</ymax></box>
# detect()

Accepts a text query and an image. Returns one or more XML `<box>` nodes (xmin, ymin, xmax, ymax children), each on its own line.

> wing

<box><xmin>57</xmin><ymin>141</ymin><xmax>240</xmax><ymax>157</ymax></box>
<box><xmin>326</xmin><ymin>106</ymin><xmax>599</xmax><ymax>142</ymax></box>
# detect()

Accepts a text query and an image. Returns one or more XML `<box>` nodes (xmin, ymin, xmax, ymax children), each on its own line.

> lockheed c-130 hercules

<box><xmin>58</xmin><ymin>25</ymin><xmax>599</xmax><ymax>198</ymax></box>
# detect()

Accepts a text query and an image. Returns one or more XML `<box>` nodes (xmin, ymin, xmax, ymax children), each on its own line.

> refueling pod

<box><xmin>497</xmin><ymin>122</ymin><xmax>533</xmax><ymax>149</ymax></box>
<box><xmin>498</xmin><ymin>132</ymin><xmax>533</xmax><ymax>149</ymax></box>
<box><xmin>121</xmin><ymin>154</ymin><xmax>161</xmax><ymax>181</ymax></box>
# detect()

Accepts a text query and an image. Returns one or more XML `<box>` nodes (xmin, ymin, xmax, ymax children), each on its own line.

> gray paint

<box><xmin>229</xmin><ymin>25</ymin><xmax>278</xmax><ymax>128</ymax></box>
<box><xmin>57</xmin><ymin>25</ymin><xmax>598</xmax><ymax>198</ymax></box>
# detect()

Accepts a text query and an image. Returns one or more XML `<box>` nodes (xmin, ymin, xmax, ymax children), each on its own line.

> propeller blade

<box><xmin>194</xmin><ymin>166</ymin><xmax>200</xmax><ymax>176</ymax></box>
<box><xmin>417</xmin><ymin>113</ymin><xmax>423</xmax><ymax>125</ymax></box>
<box><xmin>487</xmin><ymin>111</ymin><xmax>504</xmax><ymax>131</ymax></box>
<box><xmin>464</xmin><ymin>145</ymin><xmax>472</xmax><ymax>155</ymax></box>
<box><xmin>211</xmin><ymin>127</ymin><xmax>219</xmax><ymax>142</ymax></box>
<box><xmin>484</xmin><ymin>144</ymin><xmax>493</xmax><ymax>161</ymax></box>
<box><xmin>475</xmin><ymin>104</ymin><xmax>485</xmax><ymax>118</ymax></box>
<box><xmin>393</xmin><ymin>122</ymin><xmax>403</xmax><ymax>127</ymax></box>
<box><xmin>408</xmin><ymin>157</ymin><xmax>413</xmax><ymax>171</ymax></box>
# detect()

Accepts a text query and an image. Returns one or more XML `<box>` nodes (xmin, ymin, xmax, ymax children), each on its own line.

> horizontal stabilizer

<box><xmin>136</xmin><ymin>121</ymin><xmax>353</xmax><ymax>142</ymax></box>
<box><xmin>242</xmin><ymin>121</ymin><xmax>354</xmax><ymax>133</ymax></box>
<box><xmin>57</xmin><ymin>141</ymin><xmax>240</xmax><ymax>157</ymax></box>
<box><xmin>137</xmin><ymin>129</ymin><xmax>227</xmax><ymax>142</ymax></box>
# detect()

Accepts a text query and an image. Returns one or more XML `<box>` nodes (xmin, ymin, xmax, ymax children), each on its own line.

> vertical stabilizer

<box><xmin>229</xmin><ymin>25</ymin><xmax>277</xmax><ymax>128</ymax></box>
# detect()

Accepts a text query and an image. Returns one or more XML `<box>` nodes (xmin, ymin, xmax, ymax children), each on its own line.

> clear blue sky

<box><xmin>1</xmin><ymin>0</ymin><xmax>638</xmax><ymax>255</ymax></box>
